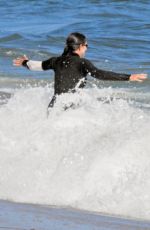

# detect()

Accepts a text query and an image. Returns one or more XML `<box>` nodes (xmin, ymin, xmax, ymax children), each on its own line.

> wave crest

<box><xmin>0</xmin><ymin>86</ymin><xmax>150</xmax><ymax>220</ymax></box>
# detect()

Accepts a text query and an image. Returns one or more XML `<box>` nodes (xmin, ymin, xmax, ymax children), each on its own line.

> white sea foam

<box><xmin>0</xmin><ymin>86</ymin><xmax>150</xmax><ymax>220</ymax></box>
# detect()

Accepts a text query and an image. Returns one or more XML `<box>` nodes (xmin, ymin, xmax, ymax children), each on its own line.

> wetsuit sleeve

<box><xmin>22</xmin><ymin>57</ymin><xmax>57</xmax><ymax>71</ymax></box>
<box><xmin>22</xmin><ymin>60</ymin><xmax>43</xmax><ymax>71</ymax></box>
<box><xmin>42</xmin><ymin>57</ymin><xmax>57</xmax><ymax>70</ymax></box>
<box><xmin>82</xmin><ymin>59</ymin><xmax>130</xmax><ymax>81</ymax></box>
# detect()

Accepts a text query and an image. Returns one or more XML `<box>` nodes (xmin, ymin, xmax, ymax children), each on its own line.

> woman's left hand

<box><xmin>129</xmin><ymin>74</ymin><xmax>147</xmax><ymax>82</ymax></box>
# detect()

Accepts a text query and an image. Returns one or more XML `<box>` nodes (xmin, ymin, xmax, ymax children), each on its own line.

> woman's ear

<box><xmin>78</xmin><ymin>44</ymin><xmax>82</xmax><ymax>50</ymax></box>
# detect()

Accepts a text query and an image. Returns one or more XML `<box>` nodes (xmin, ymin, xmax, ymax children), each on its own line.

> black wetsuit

<box><xmin>23</xmin><ymin>53</ymin><xmax>130</xmax><ymax>108</ymax></box>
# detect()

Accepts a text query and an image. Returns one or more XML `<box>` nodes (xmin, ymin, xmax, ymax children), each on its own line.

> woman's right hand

<box><xmin>13</xmin><ymin>55</ymin><xmax>29</xmax><ymax>66</ymax></box>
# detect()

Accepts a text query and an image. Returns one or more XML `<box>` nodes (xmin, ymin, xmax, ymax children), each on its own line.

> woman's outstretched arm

<box><xmin>82</xmin><ymin>59</ymin><xmax>147</xmax><ymax>82</ymax></box>
<box><xmin>13</xmin><ymin>55</ymin><xmax>57</xmax><ymax>71</ymax></box>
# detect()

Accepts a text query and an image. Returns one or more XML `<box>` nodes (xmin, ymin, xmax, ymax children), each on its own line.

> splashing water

<box><xmin>0</xmin><ymin>85</ymin><xmax>150</xmax><ymax>220</ymax></box>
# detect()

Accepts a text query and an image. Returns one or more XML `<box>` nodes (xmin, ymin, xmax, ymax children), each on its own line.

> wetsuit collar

<box><xmin>71</xmin><ymin>52</ymin><xmax>80</xmax><ymax>57</ymax></box>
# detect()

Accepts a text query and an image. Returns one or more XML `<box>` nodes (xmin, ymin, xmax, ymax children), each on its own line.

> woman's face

<box><xmin>78</xmin><ymin>43</ymin><xmax>88</xmax><ymax>57</ymax></box>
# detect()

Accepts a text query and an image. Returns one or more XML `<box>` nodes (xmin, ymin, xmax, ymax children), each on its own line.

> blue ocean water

<box><xmin>0</xmin><ymin>0</ymin><xmax>150</xmax><ymax>223</ymax></box>
<box><xmin>0</xmin><ymin>0</ymin><xmax>150</xmax><ymax>80</ymax></box>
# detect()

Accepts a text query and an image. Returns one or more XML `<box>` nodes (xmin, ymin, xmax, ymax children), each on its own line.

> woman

<box><xmin>13</xmin><ymin>32</ymin><xmax>147</xmax><ymax>108</ymax></box>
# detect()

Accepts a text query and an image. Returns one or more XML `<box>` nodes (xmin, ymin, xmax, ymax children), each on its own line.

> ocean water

<box><xmin>0</xmin><ymin>0</ymin><xmax>150</xmax><ymax>224</ymax></box>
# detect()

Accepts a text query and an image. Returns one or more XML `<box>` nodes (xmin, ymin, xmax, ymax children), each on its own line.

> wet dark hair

<box><xmin>62</xmin><ymin>32</ymin><xmax>87</xmax><ymax>56</ymax></box>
